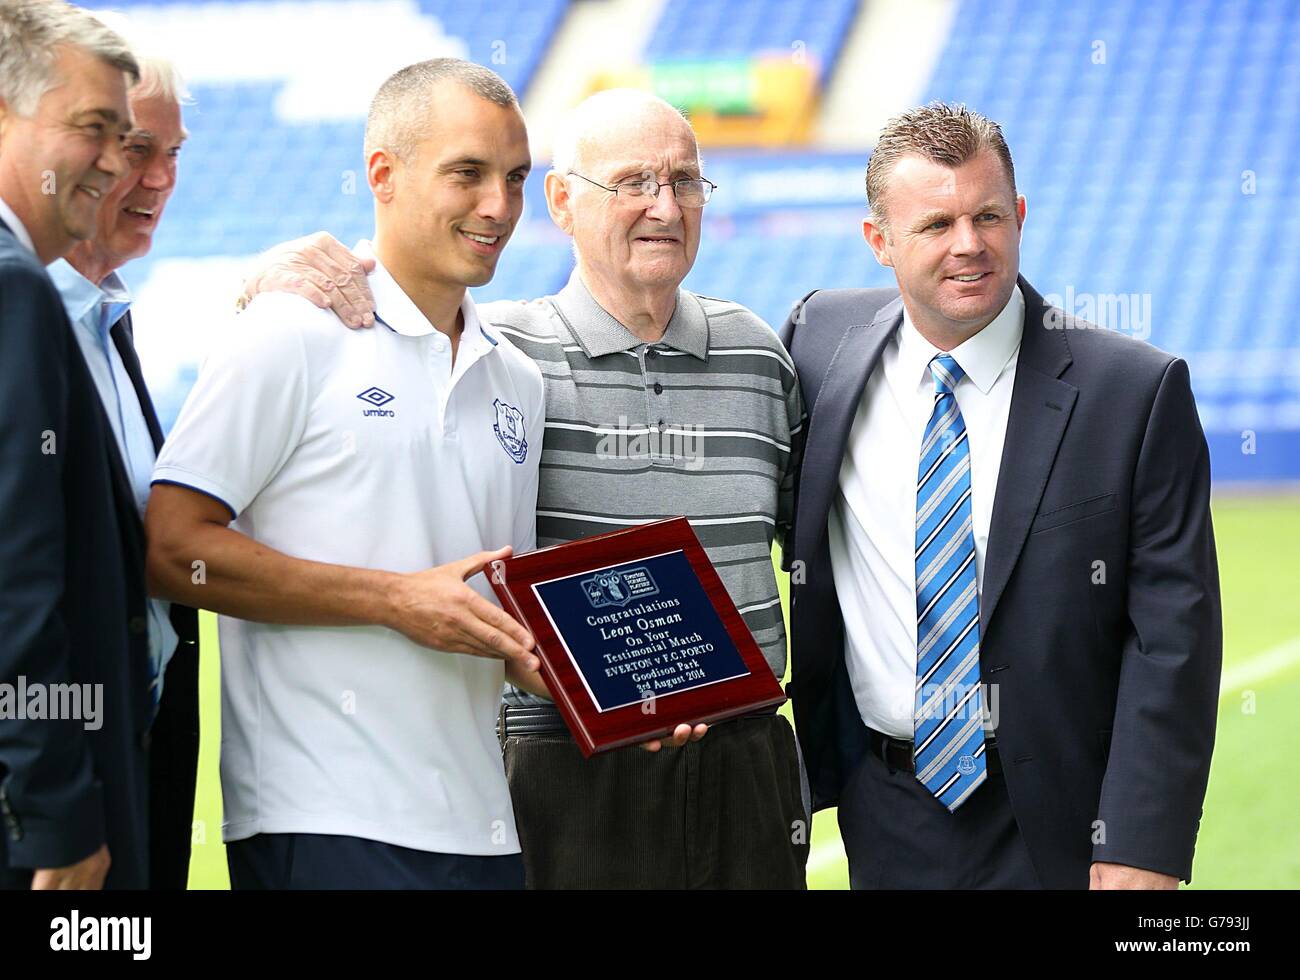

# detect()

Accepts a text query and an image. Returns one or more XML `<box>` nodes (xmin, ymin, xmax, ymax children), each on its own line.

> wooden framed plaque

<box><xmin>489</xmin><ymin>517</ymin><xmax>786</xmax><ymax>757</ymax></box>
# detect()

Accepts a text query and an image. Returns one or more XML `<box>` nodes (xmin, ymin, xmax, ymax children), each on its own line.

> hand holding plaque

<box><xmin>489</xmin><ymin>518</ymin><xmax>786</xmax><ymax>757</ymax></box>
<box><xmin>638</xmin><ymin>721</ymin><xmax>709</xmax><ymax>752</ymax></box>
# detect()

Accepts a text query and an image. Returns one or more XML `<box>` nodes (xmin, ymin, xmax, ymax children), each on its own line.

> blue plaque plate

<box><xmin>490</xmin><ymin>517</ymin><xmax>785</xmax><ymax>755</ymax></box>
<box><xmin>531</xmin><ymin>549</ymin><xmax>751</xmax><ymax>712</ymax></box>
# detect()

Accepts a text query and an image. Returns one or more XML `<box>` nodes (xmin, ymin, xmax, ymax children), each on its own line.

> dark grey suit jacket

<box><xmin>778</xmin><ymin>276</ymin><xmax>1221</xmax><ymax>886</ymax></box>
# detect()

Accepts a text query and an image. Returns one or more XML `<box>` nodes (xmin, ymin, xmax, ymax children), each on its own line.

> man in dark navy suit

<box><xmin>0</xmin><ymin>0</ymin><xmax>148</xmax><ymax>890</ymax></box>
<box><xmin>780</xmin><ymin>103</ymin><xmax>1221</xmax><ymax>889</ymax></box>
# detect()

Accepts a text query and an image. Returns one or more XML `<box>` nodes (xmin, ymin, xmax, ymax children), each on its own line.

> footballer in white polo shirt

<box><xmin>146</xmin><ymin>59</ymin><xmax>546</xmax><ymax>889</ymax></box>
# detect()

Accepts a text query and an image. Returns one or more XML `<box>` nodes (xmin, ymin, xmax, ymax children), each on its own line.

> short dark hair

<box><xmin>866</xmin><ymin>102</ymin><xmax>1016</xmax><ymax>232</ymax></box>
<box><xmin>364</xmin><ymin>58</ymin><xmax>518</xmax><ymax>161</ymax></box>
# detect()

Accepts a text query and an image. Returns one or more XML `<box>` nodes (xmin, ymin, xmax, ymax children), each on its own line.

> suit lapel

<box><xmin>106</xmin><ymin>431</ymin><xmax>145</xmax><ymax>558</ymax></box>
<box><xmin>109</xmin><ymin>311</ymin><xmax>165</xmax><ymax>453</ymax></box>
<box><xmin>979</xmin><ymin>278</ymin><xmax>1077</xmax><ymax>637</ymax></box>
<box><xmin>109</xmin><ymin>313</ymin><xmax>199</xmax><ymax>644</ymax></box>
<box><xmin>106</xmin><ymin>309</ymin><xmax>199</xmax><ymax>643</ymax></box>
<box><xmin>796</xmin><ymin>297</ymin><xmax>902</xmax><ymax>559</ymax></box>
<box><xmin>82</xmin><ymin>350</ymin><xmax>147</xmax><ymax>547</ymax></box>
<box><xmin>61</xmin><ymin>307</ymin><xmax>147</xmax><ymax>550</ymax></box>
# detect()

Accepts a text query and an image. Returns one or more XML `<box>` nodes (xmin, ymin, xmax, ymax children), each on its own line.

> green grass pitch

<box><xmin>185</xmin><ymin>495</ymin><xmax>1300</xmax><ymax>889</ymax></box>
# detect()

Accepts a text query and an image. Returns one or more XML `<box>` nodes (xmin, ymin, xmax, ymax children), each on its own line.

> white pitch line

<box><xmin>1219</xmin><ymin>634</ymin><xmax>1300</xmax><ymax>697</ymax></box>
<box><xmin>806</xmin><ymin>634</ymin><xmax>1300</xmax><ymax>878</ymax></box>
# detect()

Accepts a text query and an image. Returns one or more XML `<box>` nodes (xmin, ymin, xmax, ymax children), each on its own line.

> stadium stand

<box><xmin>643</xmin><ymin>0</ymin><xmax>858</xmax><ymax>82</ymax></box>
<box><xmin>681</xmin><ymin>0</ymin><xmax>1300</xmax><ymax>480</ymax></box>
<box><xmin>91</xmin><ymin>0</ymin><xmax>1299</xmax><ymax>480</ymax></box>
<box><xmin>413</xmin><ymin>0</ymin><xmax>569</xmax><ymax>94</ymax></box>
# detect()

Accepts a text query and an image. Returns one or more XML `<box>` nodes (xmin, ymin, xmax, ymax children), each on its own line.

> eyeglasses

<box><xmin>567</xmin><ymin>171</ymin><xmax>717</xmax><ymax>208</ymax></box>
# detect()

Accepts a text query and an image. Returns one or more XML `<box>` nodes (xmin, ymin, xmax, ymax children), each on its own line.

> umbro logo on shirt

<box><xmin>357</xmin><ymin>386</ymin><xmax>396</xmax><ymax>418</ymax></box>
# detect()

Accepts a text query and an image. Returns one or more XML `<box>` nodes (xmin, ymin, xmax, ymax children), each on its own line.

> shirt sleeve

<box><xmin>152</xmin><ymin>295</ymin><xmax>312</xmax><ymax>517</ymax></box>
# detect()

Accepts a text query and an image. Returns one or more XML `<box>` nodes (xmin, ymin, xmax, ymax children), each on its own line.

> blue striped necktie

<box><xmin>914</xmin><ymin>353</ymin><xmax>987</xmax><ymax>811</ymax></box>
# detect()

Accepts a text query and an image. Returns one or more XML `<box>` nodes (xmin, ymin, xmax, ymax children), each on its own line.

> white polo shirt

<box><xmin>153</xmin><ymin>241</ymin><xmax>543</xmax><ymax>855</ymax></box>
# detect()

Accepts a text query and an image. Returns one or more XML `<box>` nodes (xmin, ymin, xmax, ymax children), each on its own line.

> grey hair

<box><xmin>133</xmin><ymin>54</ymin><xmax>192</xmax><ymax>107</ymax></box>
<box><xmin>866</xmin><ymin>102</ymin><xmax>1016</xmax><ymax>233</ymax></box>
<box><xmin>0</xmin><ymin>0</ymin><xmax>139</xmax><ymax>117</ymax></box>
<box><xmin>365</xmin><ymin>57</ymin><xmax>517</xmax><ymax>162</ymax></box>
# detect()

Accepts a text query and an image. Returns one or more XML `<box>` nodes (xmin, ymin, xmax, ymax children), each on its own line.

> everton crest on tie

<box><xmin>493</xmin><ymin>398</ymin><xmax>528</xmax><ymax>463</ymax></box>
<box><xmin>914</xmin><ymin>353</ymin><xmax>987</xmax><ymax>811</ymax></box>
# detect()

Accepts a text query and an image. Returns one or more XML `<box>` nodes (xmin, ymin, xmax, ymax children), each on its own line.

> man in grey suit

<box><xmin>779</xmin><ymin>103</ymin><xmax>1221</xmax><ymax>889</ymax></box>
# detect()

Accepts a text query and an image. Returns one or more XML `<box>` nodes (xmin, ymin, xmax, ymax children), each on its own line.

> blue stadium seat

<box><xmin>918</xmin><ymin>0</ymin><xmax>1300</xmax><ymax>459</ymax></box>
<box><xmin>643</xmin><ymin>0</ymin><xmax>858</xmax><ymax>82</ymax></box>
<box><xmin>415</xmin><ymin>0</ymin><xmax>568</xmax><ymax>94</ymax></box>
<box><xmin>93</xmin><ymin>1</ymin><xmax>1300</xmax><ymax>479</ymax></box>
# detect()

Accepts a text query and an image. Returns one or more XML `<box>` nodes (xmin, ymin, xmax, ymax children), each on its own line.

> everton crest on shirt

<box><xmin>493</xmin><ymin>398</ymin><xmax>528</xmax><ymax>463</ymax></box>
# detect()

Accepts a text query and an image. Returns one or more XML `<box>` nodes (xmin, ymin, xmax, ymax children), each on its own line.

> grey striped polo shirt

<box><xmin>485</xmin><ymin>271</ymin><xmax>805</xmax><ymax>708</ymax></box>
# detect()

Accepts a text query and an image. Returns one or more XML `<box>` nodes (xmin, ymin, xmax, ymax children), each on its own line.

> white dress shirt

<box><xmin>827</xmin><ymin>287</ymin><xmax>1024</xmax><ymax>738</ymax></box>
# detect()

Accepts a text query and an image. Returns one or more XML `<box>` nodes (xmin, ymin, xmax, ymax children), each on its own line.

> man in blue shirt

<box><xmin>46</xmin><ymin>55</ymin><xmax>198</xmax><ymax>891</ymax></box>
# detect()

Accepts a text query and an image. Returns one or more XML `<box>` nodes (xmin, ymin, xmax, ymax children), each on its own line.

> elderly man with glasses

<box><xmin>240</xmin><ymin>88</ymin><xmax>809</xmax><ymax>889</ymax></box>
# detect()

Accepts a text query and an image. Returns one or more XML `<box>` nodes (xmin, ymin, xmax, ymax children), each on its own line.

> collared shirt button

<box><xmin>653</xmin><ymin>382</ymin><xmax>663</xmax><ymax>395</ymax></box>
<box><xmin>646</xmin><ymin>347</ymin><xmax>657</xmax><ymax>359</ymax></box>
